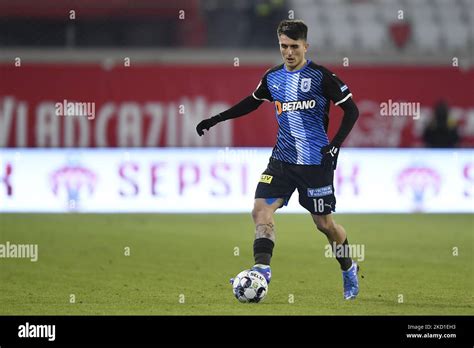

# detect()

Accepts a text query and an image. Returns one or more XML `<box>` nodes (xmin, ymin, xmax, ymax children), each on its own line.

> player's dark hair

<box><xmin>277</xmin><ymin>20</ymin><xmax>307</xmax><ymax>41</ymax></box>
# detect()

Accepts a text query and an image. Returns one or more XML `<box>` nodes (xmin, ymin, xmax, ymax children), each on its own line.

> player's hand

<box><xmin>320</xmin><ymin>144</ymin><xmax>340</xmax><ymax>170</ymax></box>
<box><xmin>196</xmin><ymin>116</ymin><xmax>220</xmax><ymax>136</ymax></box>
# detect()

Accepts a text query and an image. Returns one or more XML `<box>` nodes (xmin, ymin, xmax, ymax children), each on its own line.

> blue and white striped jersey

<box><xmin>252</xmin><ymin>60</ymin><xmax>353</xmax><ymax>165</ymax></box>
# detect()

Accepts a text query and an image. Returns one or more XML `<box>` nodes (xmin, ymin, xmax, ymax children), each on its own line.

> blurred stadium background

<box><xmin>0</xmin><ymin>0</ymin><xmax>473</xmax><ymax>315</ymax></box>
<box><xmin>0</xmin><ymin>0</ymin><xmax>473</xmax><ymax>212</ymax></box>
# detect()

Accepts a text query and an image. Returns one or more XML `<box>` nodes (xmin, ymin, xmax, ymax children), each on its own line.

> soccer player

<box><xmin>196</xmin><ymin>20</ymin><xmax>360</xmax><ymax>299</ymax></box>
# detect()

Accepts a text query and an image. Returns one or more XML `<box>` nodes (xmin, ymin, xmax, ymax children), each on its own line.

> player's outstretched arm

<box><xmin>196</xmin><ymin>95</ymin><xmax>263</xmax><ymax>136</ymax></box>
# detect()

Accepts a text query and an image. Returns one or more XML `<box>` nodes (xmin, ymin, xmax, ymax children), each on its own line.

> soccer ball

<box><xmin>232</xmin><ymin>269</ymin><xmax>268</xmax><ymax>303</ymax></box>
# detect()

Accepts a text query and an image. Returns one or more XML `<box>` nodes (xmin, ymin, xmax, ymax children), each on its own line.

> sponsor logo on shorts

<box><xmin>259</xmin><ymin>175</ymin><xmax>273</xmax><ymax>184</ymax></box>
<box><xmin>307</xmin><ymin>185</ymin><xmax>333</xmax><ymax>197</ymax></box>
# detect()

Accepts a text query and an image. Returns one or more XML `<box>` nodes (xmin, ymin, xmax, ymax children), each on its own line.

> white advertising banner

<box><xmin>0</xmin><ymin>148</ymin><xmax>472</xmax><ymax>213</ymax></box>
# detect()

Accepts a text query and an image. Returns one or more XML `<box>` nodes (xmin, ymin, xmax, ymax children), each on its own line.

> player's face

<box><xmin>278</xmin><ymin>34</ymin><xmax>308</xmax><ymax>71</ymax></box>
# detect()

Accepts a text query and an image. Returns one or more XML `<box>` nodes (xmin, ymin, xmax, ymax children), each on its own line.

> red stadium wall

<box><xmin>1</xmin><ymin>64</ymin><xmax>473</xmax><ymax>148</ymax></box>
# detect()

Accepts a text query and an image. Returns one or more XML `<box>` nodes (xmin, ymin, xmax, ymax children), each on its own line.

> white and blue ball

<box><xmin>232</xmin><ymin>269</ymin><xmax>268</xmax><ymax>303</ymax></box>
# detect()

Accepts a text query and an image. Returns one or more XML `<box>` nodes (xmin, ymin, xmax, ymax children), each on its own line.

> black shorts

<box><xmin>255</xmin><ymin>157</ymin><xmax>336</xmax><ymax>215</ymax></box>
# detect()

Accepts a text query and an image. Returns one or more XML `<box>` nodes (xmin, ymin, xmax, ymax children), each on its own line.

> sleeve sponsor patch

<box><xmin>307</xmin><ymin>185</ymin><xmax>333</xmax><ymax>197</ymax></box>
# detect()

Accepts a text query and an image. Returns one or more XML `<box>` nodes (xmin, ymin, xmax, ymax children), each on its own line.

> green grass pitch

<box><xmin>0</xmin><ymin>213</ymin><xmax>472</xmax><ymax>315</ymax></box>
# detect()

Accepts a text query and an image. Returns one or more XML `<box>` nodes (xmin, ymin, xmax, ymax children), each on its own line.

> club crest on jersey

<box><xmin>275</xmin><ymin>100</ymin><xmax>316</xmax><ymax>115</ymax></box>
<box><xmin>300</xmin><ymin>78</ymin><xmax>311</xmax><ymax>92</ymax></box>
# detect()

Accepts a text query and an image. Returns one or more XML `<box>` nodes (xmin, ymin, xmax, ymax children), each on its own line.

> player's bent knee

<box><xmin>252</xmin><ymin>199</ymin><xmax>281</xmax><ymax>223</ymax></box>
<box><xmin>251</xmin><ymin>206</ymin><xmax>272</xmax><ymax>224</ymax></box>
<box><xmin>316</xmin><ymin>223</ymin><xmax>331</xmax><ymax>235</ymax></box>
<box><xmin>313</xmin><ymin>215</ymin><xmax>334</xmax><ymax>235</ymax></box>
